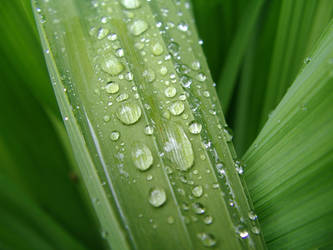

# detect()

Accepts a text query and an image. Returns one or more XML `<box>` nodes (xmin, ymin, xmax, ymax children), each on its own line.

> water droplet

<box><xmin>191</xmin><ymin>60</ymin><xmax>200</xmax><ymax>71</ymax></box>
<box><xmin>103</xmin><ymin>115</ymin><xmax>110</xmax><ymax>122</ymax></box>
<box><xmin>240</xmin><ymin>231</ymin><xmax>249</xmax><ymax>239</ymax></box>
<box><xmin>161</xmin><ymin>124</ymin><xmax>194</xmax><ymax>171</ymax></box>
<box><xmin>188</xmin><ymin>122</ymin><xmax>202</xmax><ymax>134</ymax></box>
<box><xmin>177</xmin><ymin>21</ymin><xmax>188</xmax><ymax>32</ymax></box>
<box><xmin>192</xmin><ymin>185</ymin><xmax>203</xmax><ymax>197</ymax></box>
<box><xmin>203</xmin><ymin>91</ymin><xmax>210</xmax><ymax>97</ymax></box>
<box><xmin>149</xmin><ymin>187</ymin><xmax>166</xmax><ymax>207</ymax></box>
<box><xmin>101</xmin><ymin>56</ymin><xmax>124</xmax><ymax>75</ymax></box>
<box><xmin>197</xmin><ymin>233</ymin><xmax>216</xmax><ymax>247</ymax></box>
<box><xmin>144</xmin><ymin>125</ymin><xmax>154</xmax><ymax>135</ymax></box>
<box><xmin>142</xmin><ymin>69</ymin><xmax>156</xmax><ymax>82</ymax></box>
<box><xmin>110</xmin><ymin>131</ymin><xmax>120</xmax><ymax>141</ymax></box>
<box><xmin>180</xmin><ymin>75</ymin><xmax>192</xmax><ymax>88</ymax></box>
<box><xmin>167</xmin><ymin>216</ymin><xmax>175</xmax><ymax>224</ymax></box>
<box><xmin>97</xmin><ymin>27</ymin><xmax>109</xmax><ymax>39</ymax></box>
<box><xmin>120</xmin><ymin>0</ymin><xmax>141</xmax><ymax>9</ymax></box>
<box><xmin>160</xmin><ymin>66</ymin><xmax>168</xmax><ymax>75</ymax></box>
<box><xmin>129</xmin><ymin>20</ymin><xmax>148</xmax><ymax>36</ymax></box>
<box><xmin>251</xmin><ymin>226</ymin><xmax>260</xmax><ymax>235</ymax></box>
<box><xmin>116</xmin><ymin>93</ymin><xmax>129</xmax><ymax>102</ymax></box>
<box><xmin>164</xmin><ymin>86</ymin><xmax>177</xmax><ymax>98</ymax></box>
<box><xmin>168</xmin><ymin>42</ymin><xmax>180</xmax><ymax>57</ymax></box>
<box><xmin>116</xmin><ymin>102</ymin><xmax>142</xmax><ymax>125</ymax></box>
<box><xmin>196</xmin><ymin>72</ymin><xmax>206</xmax><ymax>82</ymax></box>
<box><xmin>146</xmin><ymin>174</ymin><xmax>153</xmax><ymax>181</ymax></box>
<box><xmin>115</xmin><ymin>48</ymin><xmax>124</xmax><ymax>57</ymax></box>
<box><xmin>248</xmin><ymin>211</ymin><xmax>258</xmax><ymax>221</ymax></box>
<box><xmin>203</xmin><ymin>215</ymin><xmax>213</xmax><ymax>225</ymax></box>
<box><xmin>105</xmin><ymin>82</ymin><xmax>119</xmax><ymax>94</ymax></box>
<box><xmin>192</xmin><ymin>202</ymin><xmax>205</xmax><ymax>214</ymax></box>
<box><xmin>223</xmin><ymin>127</ymin><xmax>233</xmax><ymax>142</ymax></box>
<box><xmin>152</xmin><ymin>42</ymin><xmax>164</xmax><ymax>56</ymax></box>
<box><xmin>304</xmin><ymin>57</ymin><xmax>312</xmax><ymax>64</ymax></box>
<box><xmin>131</xmin><ymin>143</ymin><xmax>153</xmax><ymax>171</ymax></box>
<box><xmin>169</xmin><ymin>101</ymin><xmax>185</xmax><ymax>116</ymax></box>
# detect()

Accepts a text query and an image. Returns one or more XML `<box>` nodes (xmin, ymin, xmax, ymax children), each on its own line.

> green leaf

<box><xmin>244</xmin><ymin>20</ymin><xmax>333</xmax><ymax>249</ymax></box>
<box><xmin>233</xmin><ymin>0</ymin><xmax>333</xmax><ymax>155</ymax></box>
<box><xmin>216</xmin><ymin>0</ymin><xmax>265</xmax><ymax>111</ymax></box>
<box><xmin>32</xmin><ymin>0</ymin><xmax>266</xmax><ymax>249</ymax></box>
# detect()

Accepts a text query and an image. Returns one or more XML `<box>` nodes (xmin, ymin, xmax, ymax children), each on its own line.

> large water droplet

<box><xmin>160</xmin><ymin>124</ymin><xmax>194</xmax><ymax>171</ymax></box>
<box><xmin>129</xmin><ymin>20</ymin><xmax>148</xmax><ymax>36</ymax></box>
<box><xmin>188</xmin><ymin>122</ymin><xmax>202</xmax><ymax>134</ymax></box>
<box><xmin>132</xmin><ymin>143</ymin><xmax>153</xmax><ymax>171</ymax></box>
<box><xmin>192</xmin><ymin>185</ymin><xmax>203</xmax><ymax>197</ymax></box>
<box><xmin>116</xmin><ymin>102</ymin><xmax>142</xmax><ymax>125</ymax></box>
<box><xmin>169</xmin><ymin>101</ymin><xmax>185</xmax><ymax>116</ymax></box>
<box><xmin>120</xmin><ymin>0</ymin><xmax>141</xmax><ymax>9</ymax></box>
<box><xmin>105</xmin><ymin>82</ymin><xmax>119</xmax><ymax>94</ymax></box>
<box><xmin>197</xmin><ymin>233</ymin><xmax>216</xmax><ymax>247</ymax></box>
<box><xmin>149</xmin><ymin>187</ymin><xmax>167</xmax><ymax>207</ymax></box>
<box><xmin>101</xmin><ymin>56</ymin><xmax>124</xmax><ymax>75</ymax></box>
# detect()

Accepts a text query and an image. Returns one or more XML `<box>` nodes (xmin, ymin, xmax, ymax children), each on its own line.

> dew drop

<box><xmin>304</xmin><ymin>57</ymin><xmax>312</xmax><ymax>64</ymax></box>
<box><xmin>149</xmin><ymin>187</ymin><xmax>167</xmax><ymax>207</ymax></box>
<box><xmin>191</xmin><ymin>60</ymin><xmax>200</xmax><ymax>71</ymax></box>
<box><xmin>132</xmin><ymin>143</ymin><xmax>153</xmax><ymax>171</ymax></box>
<box><xmin>116</xmin><ymin>93</ymin><xmax>129</xmax><ymax>102</ymax></box>
<box><xmin>129</xmin><ymin>20</ymin><xmax>148</xmax><ymax>36</ymax></box>
<box><xmin>192</xmin><ymin>202</ymin><xmax>205</xmax><ymax>214</ymax></box>
<box><xmin>197</xmin><ymin>233</ymin><xmax>216</xmax><ymax>247</ymax></box>
<box><xmin>167</xmin><ymin>216</ymin><xmax>175</xmax><ymax>224</ymax></box>
<box><xmin>143</xmin><ymin>69</ymin><xmax>156</xmax><ymax>82</ymax></box>
<box><xmin>144</xmin><ymin>125</ymin><xmax>154</xmax><ymax>135</ymax></box>
<box><xmin>146</xmin><ymin>174</ymin><xmax>153</xmax><ymax>181</ymax></box>
<box><xmin>188</xmin><ymin>122</ymin><xmax>202</xmax><ymax>134</ymax></box>
<box><xmin>252</xmin><ymin>226</ymin><xmax>260</xmax><ymax>235</ymax></box>
<box><xmin>103</xmin><ymin>115</ymin><xmax>110</xmax><ymax>122</ymax></box>
<box><xmin>248</xmin><ymin>211</ymin><xmax>258</xmax><ymax>221</ymax></box>
<box><xmin>105</xmin><ymin>82</ymin><xmax>119</xmax><ymax>94</ymax></box>
<box><xmin>110</xmin><ymin>131</ymin><xmax>120</xmax><ymax>141</ymax></box>
<box><xmin>177</xmin><ymin>21</ymin><xmax>188</xmax><ymax>32</ymax></box>
<box><xmin>164</xmin><ymin>86</ymin><xmax>177</xmax><ymax>98</ymax></box>
<box><xmin>152</xmin><ymin>42</ymin><xmax>164</xmax><ymax>56</ymax></box>
<box><xmin>168</xmin><ymin>42</ymin><xmax>180</xmax><ymax>57</ymax></box>
<box><xmin>161</xmin><ymin>124</ymin><xmax>194</xmax><ymax>171</ymax></box>
<box><xmin>240</xmin><ymin>231</ymin><xmax>249</xmax><ymax>239</ymax></box>
<box><xmin>223</xmin><ymin>127</ymin><xmax>233</xmax><ymax>142</ymax></box>
<box><xmin>203</xmin><ymin>215</ymin><xmax>213</xmax><ymax>225</ymax></box>
<box><xmin>160</xmin><ymin>66</ymin><xmax>168</xmax><ymax>75</ymax></box>
<box><xmin>116</xmin><ymin>102</ymin><xmax>142</xmax><ymax>125</ymax></box>
<box><xmin>120</xmin><ymin>0</ymin><xmax>141</xmax><ymax>9</ymax></box>
<box><xmin>169</xmin><ymin>101</ymin><xmax>185</xmax><ymax>116</ymax></box>
<box><xmin>115</xmin><ymin>48</ymin><xmax>124</xmax><ymax>57</ymax></box>
<box><xmin>101</xmin><ymin>56</ymin><xmax>124</xmax><ymax>76</ymax></box>
<box><xmin>192</xmin><ymin>185</ymin><xmax>203</xmax><ymax>198</ymax></box>
<box><xmin>97</xmin><ymin>27</ymin><xmax>109</xmax><ymax>39</ymax></box>
<box><xmin>196</xmin><ymin>72</ymin><xmax>206</xmax><ymax>82</ymax></box>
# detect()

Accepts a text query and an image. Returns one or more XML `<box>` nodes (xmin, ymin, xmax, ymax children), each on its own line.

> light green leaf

<box><xmin>244</xmin><ymin>20</ymin><xmax>333</xmax><ymax>249</ymax></box>
<box><xmin>32</xmin><ymin>0</ymin><xmax>266</xmax><ymax>249</ymax></box>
